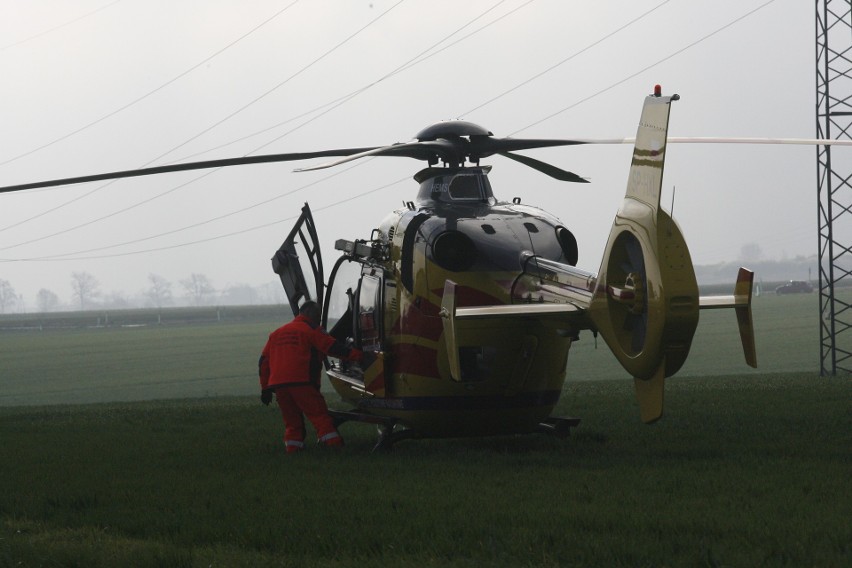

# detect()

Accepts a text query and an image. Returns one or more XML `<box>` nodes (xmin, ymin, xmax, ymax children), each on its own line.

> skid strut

<box><xmin>536</xmin><ymin>416</ymin><xmax>581</xmax><ymax>439</ymax></box>
<box><xmin>329</xmin><ymin>410</ymin><xmax>410</xmax><ymax>452</ymax></box>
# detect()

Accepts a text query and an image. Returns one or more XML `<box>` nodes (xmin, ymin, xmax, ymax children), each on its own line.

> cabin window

<box><xmin>325</xmin><ymin>258</ymin><xmax>360</xmax><ymax>344</ymax></box>
<box><xmin>357</xmin><ymin>274</ymin><xmax>382</xmax><ymax>351</ymax></box>
<box><xmin>458</xmin><ymin>345</ymin><xmax>497</xmax><ymax>381</ymax></box>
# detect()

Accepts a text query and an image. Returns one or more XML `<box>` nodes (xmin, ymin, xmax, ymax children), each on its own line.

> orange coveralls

<box><xmin>259</xmin><ymin>314</ymin><xmax>362</xmax><ymax>451</ymax></box>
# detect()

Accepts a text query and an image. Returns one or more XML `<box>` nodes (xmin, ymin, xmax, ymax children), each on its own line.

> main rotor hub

<box><xmin>414</xmin><ymin>121</ymin><xmax>493</xmax><ymax>141</ymax></box>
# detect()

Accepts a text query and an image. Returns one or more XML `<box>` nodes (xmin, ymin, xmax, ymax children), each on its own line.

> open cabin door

<box><xmin>324</xmin><ymin>260</ymin><xmax>388</xmax><ymax>397</ymax></box>
<box><xmin>356</xmin><ymin>271</ymin><xmax>383</xmax><ymax>352</ymax></box>
<box><xmin>272</xmin><ymin>203</ymin><xmax>324</xmax><ymax>317</ymax></box>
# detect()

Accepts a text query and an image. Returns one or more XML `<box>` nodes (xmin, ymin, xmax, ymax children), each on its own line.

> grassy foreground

<box><xmin>1</xmin><ymin>373</ymin><xmax>850</xmax><ymax>567</ymax></box>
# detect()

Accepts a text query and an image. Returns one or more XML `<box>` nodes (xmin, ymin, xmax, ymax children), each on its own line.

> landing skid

<box><xmin>331</xmin><ymin>410</ymin><xmax>581</xmax><ymax>451</ymax></box>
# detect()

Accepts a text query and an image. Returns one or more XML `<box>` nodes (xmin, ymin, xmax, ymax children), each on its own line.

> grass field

<box><xmin>0</xmin><ymin>291</ymin><xmax>829</xmax><ymax>407</ymax></box>
<box><xmin>1</xmin><ymin>376</ymin><xmax>850</xmax><ymax>566</ymax></box>
<box><xmin>1</xmin><ymin>293</ymin><xmax>851</xmax><ymax>566</ymax></box>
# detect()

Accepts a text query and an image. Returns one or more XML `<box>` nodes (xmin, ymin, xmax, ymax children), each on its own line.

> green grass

<box><xmin>1</xmin><ymin>294</ymin><xmax>850</xmax><ymax>565</ymax></box>
<box><xmin>0</xmin><ymin>292</ymin><xmax>827</xmax><ymax>407</ymax></box>
<box><xmin>0</xmin><ymin>321</ymin><xmax>271</xmax><ymax>406</ymax></box>
<box><xmin>1</xmin><ymin>375</ymin><xmax>850</xmax><ymax>566</ymax></box>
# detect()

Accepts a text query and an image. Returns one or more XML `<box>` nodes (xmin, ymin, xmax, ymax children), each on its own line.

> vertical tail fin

<box><xmin>625</xmin><ymin>90</ymin><xmax>679</xmax><ymax>209</ymax></box>
<box><xmin>590</xmin><ymin>88</ymin><xmax>698</xmax><ymax>424</ymax></box>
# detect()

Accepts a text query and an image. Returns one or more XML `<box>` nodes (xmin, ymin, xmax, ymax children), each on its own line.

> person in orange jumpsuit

<box><xmin>258</xmin><ymin>301</ymin><xmax>364</xmax><ymax>453</ymax></box>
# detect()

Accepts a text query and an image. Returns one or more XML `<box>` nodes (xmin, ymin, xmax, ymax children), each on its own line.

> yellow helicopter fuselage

<box><xmin>324</xmin><ymin>168</ymin><xmax>584</xmax><ymax>436</ymax></box>
<box><xmin>328</xmin><ymin>264</ymin><xmax>575</xmax><ymax>437</ymax></box>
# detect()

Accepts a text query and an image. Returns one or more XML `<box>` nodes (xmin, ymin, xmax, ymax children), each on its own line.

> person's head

<box><xmin>299</xmin><ymin>301</ymin><xmax>321</xmax><ymax>325</ymax></box>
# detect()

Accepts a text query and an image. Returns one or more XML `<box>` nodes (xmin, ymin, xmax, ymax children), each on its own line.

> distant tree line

<box><xmin>0</xmin><ymin>272</ymin><xmax>286</xmax><ymax>314</ymax></box>
<box><xmin>0</xmin><ymin>254</ymin><xmax>822</xmax><ymax>315</ymax></box>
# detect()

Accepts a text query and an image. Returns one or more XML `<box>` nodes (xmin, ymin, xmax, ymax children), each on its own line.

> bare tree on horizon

<box><xmin>71</xmin><ymin>271</ymin><xmax>100</xmax><ymax>310</ymax></box>
<box><xmin>180</xmin><ymin>273</ymin><xmax>214</xmax><ymax>307</ymax></box>
<box><xmin>36</xmin><ymin>288</ymin><xmax>59</xmax><ymax>313</ymax></box>
<box><xmin>0</xmin><ymin>279</ymin><xmax>17</xmax><ymax>313</ymax></box>
<box><xmin>147</xmin><ymin>273</ymin><xmax>173</xmax><ymax>309</ymax></box>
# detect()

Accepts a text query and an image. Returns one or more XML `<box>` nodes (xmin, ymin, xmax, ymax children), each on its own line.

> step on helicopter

<box><xmin>2</xmin><ymin>86</ymin><xmax>758</xmax><ymax>450</ymax></box>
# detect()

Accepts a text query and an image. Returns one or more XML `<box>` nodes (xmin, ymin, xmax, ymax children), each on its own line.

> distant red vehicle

<box><xmin>776</xmin><ymin>280</ymin><xmax>814</xmax><ymax>294</ymax></box>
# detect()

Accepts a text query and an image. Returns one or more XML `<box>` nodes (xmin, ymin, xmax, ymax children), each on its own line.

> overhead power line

<box><xmin>1</xmin><ymin>173</ymin><xmax>409</xmax><ymax>262</ymax></box>
<box><xmin>512</xmin><ymin>0</ymin><xmax>781</xmax><ymax>135</ymax></box>
<box><xmin>144</xmin><ymin>0</ymin><xmax>407</xmax><ymax>167</ymax></box>
<box><xmin>458</xmin><ymin>0</ymin><xmax>673</xmax><ymax>118</ymax></box>
<box><xmin>0</xmin><ymin>0</ymin><xmax>123</xmax><ymax>52</ymax></box>
<box><xmin>0</xmin><ymin>0</ymin><xmax>299</xmax><ymax>235</ymax></box>
<box><xmin>0</xmin><ymin>0</ymin><xmax>403</xmax><ymax>239</ymax></box>
<box><xmin>2</xmin><ymin>1</ymin><xmax>784</xmax><ymax>262</ymax></box>
<box><xmin>0</xmin><ymin>0</ymin><xmax>301</xmax><ymax>169</ymax></box>
<box><xmin>0</xmin><ymin>0</ymin><xmax>519</xmax><ymax>253</ymax></box>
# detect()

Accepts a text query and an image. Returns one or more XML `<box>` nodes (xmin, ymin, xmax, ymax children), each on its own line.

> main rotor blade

<box><xmin>294</xmin><ymin>141</ymin><xmax>418</xmax><ymax>172</ymax></box>
<box><xmin>9</xmin><ymin>134</ymin><xmax>847</xmax><ymax>195</ymax></box>
<box><xmin>472</xmin><ymin>137</ymin><xmax>589</xmax><ymax>156</ymax></box>
<box><xmin>295</xmin><ymin>139</ymin><xmax>467</xmax><ymax>171</ymax></box>
<box><xmin>0</xmin><ymin>148</ymin><xmax>380</xmax><ymax>194</ymax></box>
<box><xmin>499</xmin><ymin>151</ymin><xmax>589</xmax><ymax>183</ymax></box>
<box><xmin>670</xmin><ymin>137</ymin><xmax>852</xmax><ymax>146</ymax></box>
<box><xmin>577</xmin><ymin>137</ymin><xmax>852</xmax><ymax>146</ymax></box>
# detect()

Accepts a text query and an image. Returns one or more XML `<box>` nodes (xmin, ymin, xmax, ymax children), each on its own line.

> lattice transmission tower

<box><xmin>816</xmin><ymin>0</ymin><xmax>852</xmax><ymax>374</ymax></box>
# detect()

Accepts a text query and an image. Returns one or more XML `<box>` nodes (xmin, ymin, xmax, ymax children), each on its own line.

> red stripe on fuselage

<box><xmin>392</xmin><ymin>343</ymin><xmax>440</xmax><ymax>378</ymax></box>
<box><xmin>392</xmin><ymin>300</ymin><xmax>443</xmax><ymax>341</ymax></box>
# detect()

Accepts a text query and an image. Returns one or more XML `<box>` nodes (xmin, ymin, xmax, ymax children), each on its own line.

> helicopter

<box><xmin>1</xmin><ymin>86</ymin><xmax>757</xmax><ymax>449</ymax></box>
<box><xmin>270</xmin><ymin>86</ymin><xmax>757</xmax><ymax>449</ymax></box>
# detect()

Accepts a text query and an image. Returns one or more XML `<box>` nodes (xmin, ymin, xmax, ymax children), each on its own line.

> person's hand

<box><xmin>261</xmin><ymin>390</ymin><xmax>273</xmax><ymax>406</ymax></box>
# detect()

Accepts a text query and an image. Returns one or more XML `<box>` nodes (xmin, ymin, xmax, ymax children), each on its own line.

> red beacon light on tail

<box><xmin>652</xmin><ymin>85</ymin><xmax>679</xmax><ymax>101</ymax></box>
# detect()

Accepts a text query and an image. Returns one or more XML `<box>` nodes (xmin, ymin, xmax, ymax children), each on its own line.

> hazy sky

<box><xmin>0</xmin><ymin>0</ymin><xmax>821</xmax><ymax>307</ymax></box>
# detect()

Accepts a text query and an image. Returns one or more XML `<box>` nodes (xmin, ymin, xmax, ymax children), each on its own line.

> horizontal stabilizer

<box><xmin>440</xmin><ymin>279</ymin><xmax>591</xmax><ymax>381</ymax></box>
<box><xmin>455</xmin><ymin>303</ymin><xmax>582</xmax><ymax>319</ymax></box>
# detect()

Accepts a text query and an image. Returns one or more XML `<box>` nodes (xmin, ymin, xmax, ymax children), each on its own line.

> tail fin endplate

<box><xmin>699</xmin><ymin>267</ymin><xmax>757</xmax><ymax>368</ymax></box>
